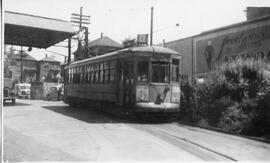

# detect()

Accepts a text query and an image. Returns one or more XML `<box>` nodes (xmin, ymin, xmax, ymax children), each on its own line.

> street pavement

<box><xmin>3</xmin><ymin>99</ymin><xmax>201</xmax><ymax>161</ymax></box>
<box><xmin>3</xmin><ymin>99</ymin><xmax>270</xmax><ymax>161</ymax></box>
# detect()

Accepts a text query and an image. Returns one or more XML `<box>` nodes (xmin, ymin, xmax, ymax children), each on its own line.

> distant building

<box><xmin>9</xmin><ymin>51</ymin><xmax>37</xmax><ymax>83</ymax></box>
<box><xmin>74</xmin><ymin>33</ymin><xmax>122</xmax><ymax>61</ymax></box>
<box><xmin>37</xmin><ymin>55</ymin><xmax>61</xmax><ymax>82</ymax></box>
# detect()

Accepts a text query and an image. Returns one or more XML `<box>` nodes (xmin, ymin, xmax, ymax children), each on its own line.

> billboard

<box><xmin>195</xmin><ymin>21</ymin><xmax>270</xmax><ymax>74</ymax></box>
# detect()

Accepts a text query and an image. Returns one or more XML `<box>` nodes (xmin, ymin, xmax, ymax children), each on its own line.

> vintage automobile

<box><xmin>15</xmin><ymin>83</ymin><xmax>31</xmax><ymax>99</ymax></box>
<box><xmin>3</xmin><ymin>78</ymin><xmax>16</xmax><ymax>104</ymax></box>
<box><xmin>46</xmin><ymin>85</ymin><xmax>63</xmax><ymax>101</ymax></box>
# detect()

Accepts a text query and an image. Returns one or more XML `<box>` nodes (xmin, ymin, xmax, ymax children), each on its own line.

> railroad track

<box><xmin>131</xmin><ymin>124</ymin><xmax>237</xmax><ymax>161</ymax></box>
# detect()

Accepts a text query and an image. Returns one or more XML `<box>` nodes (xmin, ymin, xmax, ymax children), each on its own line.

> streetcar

<box><xmin>63</xmin><ymin>46</ymin><xmax>181</xmax><ymax>118</ymax></box>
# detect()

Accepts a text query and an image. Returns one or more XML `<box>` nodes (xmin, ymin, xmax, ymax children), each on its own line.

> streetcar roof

<box><xmin>67</xmin><ymin>46</ymin><xmax>180</xmax><ymax>68</ymax></box>
<box><xmin>119</xmin><ymin>46</ymin><xmax>180</xmax><ymax>55</ymax></box>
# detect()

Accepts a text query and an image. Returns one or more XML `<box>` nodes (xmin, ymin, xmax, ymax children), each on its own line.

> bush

<box><xmin>180</xmin><ymin>58</ymin><xmax>270</xmax><ymax>137</ymax></box>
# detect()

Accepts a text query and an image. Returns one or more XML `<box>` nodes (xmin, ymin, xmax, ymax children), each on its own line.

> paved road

<box><xmin>3</xmin><ymin>99</ymin><xmax>270</xmax><ymax>161</ymax></box>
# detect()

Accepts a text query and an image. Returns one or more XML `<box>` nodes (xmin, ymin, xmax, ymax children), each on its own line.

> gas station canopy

<box><xmin>5</xmin><ymin>11</ymin><xmax>75</xmax><ymax>49</ymax></box>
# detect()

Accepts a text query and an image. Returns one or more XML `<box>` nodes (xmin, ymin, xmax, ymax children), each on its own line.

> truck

<box><xmin>3</xmin><ymin>78</ymin><xmax>16</xmax><ymax>104</ymax></box>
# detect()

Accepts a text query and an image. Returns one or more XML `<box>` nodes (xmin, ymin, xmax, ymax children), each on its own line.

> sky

<box><xmin>4</xmin><ymin>0</ymin><xmax>270</xmax><ymax>62</ymax></box>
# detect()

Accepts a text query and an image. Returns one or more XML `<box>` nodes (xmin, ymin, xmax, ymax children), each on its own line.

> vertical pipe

<box><xmin>79</xmin><ymin>6</ymin><xmax>83</xmax><ymax>29</ymax></box>
<box><xmin>68</xmin><ymin>38</ymin><xmax>71</xmax><ymax>64</ymax></box>
<box><xmin>20</xmin><ymin>46</ymin><xmax>23</xmax><ymax>83</ymax></box>
<box><xmin>150</xmin><ymin>6</ymin><xmax>153</xmax><ymax>46</ymax></box>
<box><xmin>85</xmin><ymin>27</ymin><xmax>88</xmax><ymax>58</ymax></box>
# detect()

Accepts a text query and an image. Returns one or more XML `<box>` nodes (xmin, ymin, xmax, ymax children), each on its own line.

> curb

<box><xmin>176</xmin><ymin>121</ymin><xmax>270</xmax><ymax>144</ymax></box>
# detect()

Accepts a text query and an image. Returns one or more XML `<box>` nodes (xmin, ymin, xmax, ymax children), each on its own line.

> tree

<box><xmin>4</xmin><ymin>46</ymin><xmax>16</xmax><ymax>78</ymax></box>
<box><xmin>122</xmin><ymin>37</ymin><xmax>136</xmax><ymax>48</ymax></box>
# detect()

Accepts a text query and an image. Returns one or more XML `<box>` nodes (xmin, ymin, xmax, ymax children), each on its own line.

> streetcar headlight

<box><xmin>136</xmin><ymin>85</ymin><xmax>149</xmax><ymax>102</ymax></box>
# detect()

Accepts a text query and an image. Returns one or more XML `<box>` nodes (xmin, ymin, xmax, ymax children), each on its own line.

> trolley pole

<box><xmin>150</xmin><ymin>6</ymin><xmax>154</xmax><ymax>46</ymax></box>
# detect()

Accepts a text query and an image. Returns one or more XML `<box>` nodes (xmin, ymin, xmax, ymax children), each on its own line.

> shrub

<box><xmin>180</xmin><ymin>58</ymin><xmax>270</xmax><ymax>137</ymax></box>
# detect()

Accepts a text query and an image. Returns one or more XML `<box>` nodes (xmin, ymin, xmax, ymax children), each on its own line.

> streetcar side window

<box><xmin>73</xmin><ymin>68</ymin><xmax>75</xmax><ymax>83</ymax></box>
<box><xmin>100</xmin><ymin>63</ymin><xmax>104</xmax><ymax>83</ymax></box>
<box><xmin>151</xmin><ymin>61</ymin><xmax>170</xmax><ymax>83</ymax></box>
<box><xmin>137</xmin><ymin>61</ymin><xmax>149</xmax><ymax>82</ymax></box>
<box><xmin>172</xmin><ymin>59</ymin><xmax>180</xmax><ymax>82</ymax></box>
<box><xmin>104</xmin><ymin>62</ymin><xmax>109</xmax><ymax>83</ymax></box>
<box><xmin>76</xmin><ymin>67</ymin><xmax>79</xmax><ymax>84</ymax></box>
<box><xmin>109</xmin><ymin>61</ymin><xmax>116</xmax><ymax>82</ymax></box>
<box><xmin>87</xmin><ymin>65</ymin><xmax>91</xmax><ymax>83</ymax></box>
<box><xmin>80</xmin><ymin>66</ymin><xmax>84</xmax><ymax>84</ymax></box>
<box><xmin>90</xmin><ymin>65</ymin><xmax>94</xmax><ymax>83</ymax></box>
<box><xmin>94</xmin><ymin>63</ymin><xmax>100</xmax><ymax>83</ymax></box>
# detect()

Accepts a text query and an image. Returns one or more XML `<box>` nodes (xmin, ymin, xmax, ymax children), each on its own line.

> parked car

<box><xmin>46</xmin><ymin>85</ymin><xmax>63</xmax><ymax>101</ymax></box>
<box><xmin>3</xmin><ymin>78</ymin><xmax>16</xmax><ymax>104</ymax></box>
<box><xmin>15</xmin><ymin>83</ymin><xmax>31</xmax><ymax>99</ymax></box>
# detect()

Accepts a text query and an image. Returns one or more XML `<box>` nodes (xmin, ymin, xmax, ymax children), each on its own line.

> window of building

<box><xmin>151</xmin><ymin>61</ymin><xmax>170</xmax><ymax>83</ymax></box>
<box><xmin>137</xmin><ymin>61</ymin><xmax>149</xmax><ymax>82</ymax></box>
<box><xmin>172</xmin><ymin>59</ymin><xmax>180</xmax><ymax>82</ymax></box>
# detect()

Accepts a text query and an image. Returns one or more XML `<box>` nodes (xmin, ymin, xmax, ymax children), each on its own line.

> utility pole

<box><xmin>20</xmin><ymin>46</ymin><xmax>23</xmax><ymax>83</ymax></box>
<box><xmin>71</xmin><ymin>7</ymin><xmax>91</xmax><ymax>30</ymax></box>
<box><xmin>70</xmin><ymin>7</ymin><xmax>91</xmax><ymax>61</ymax></box>
<box><xmin>150</xmin><ymin>6</ymin><xmax>154</xmax><ymax>46</ymax></box>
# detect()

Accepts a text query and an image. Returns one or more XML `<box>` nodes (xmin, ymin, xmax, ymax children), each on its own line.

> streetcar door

<box><xmin>120</xmin><ymin>60</ymin><xmax>134</xmax><ymax>109</ymax></box>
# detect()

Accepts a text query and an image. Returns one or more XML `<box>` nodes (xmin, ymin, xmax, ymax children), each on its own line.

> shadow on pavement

<box><xmin>3</xmin><ymin>101</ymin><xmax>32</xmax><ymax>107</ymax></box>
<box><xmin>42</xmin><ymin>105</ymin><xmax>133</xmax><ymax>124</ymax></box>
<box><xmin>41</xmin><ymin>105</ymin><xmax>170</xmax><ymax>124</ymax></box>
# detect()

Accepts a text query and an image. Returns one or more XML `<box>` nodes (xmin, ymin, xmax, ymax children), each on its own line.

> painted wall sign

<box><xmin>195</xmin><ymin>23</ymin><xmax>270</xmax><ymax>74</ymax></box>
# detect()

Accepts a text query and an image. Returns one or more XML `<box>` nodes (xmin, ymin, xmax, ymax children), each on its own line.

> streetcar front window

<box><xmin>151</xmin><ymin>61</ymin><xmax>170</xmax><ymax>83</ymax></box>
<box><xmin>172</xmin><ymin>59</ymin><xmax>180</xmax><ymax>82</ymax></box>
<box><xmin>137</xmin><ymin>61</ymin><xmax>149</xmax><ymax>82</ymax></box>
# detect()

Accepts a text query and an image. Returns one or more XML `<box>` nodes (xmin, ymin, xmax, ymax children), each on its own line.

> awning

<box><xmin>4</xmin><ymin>11</ymin><xmax>76</xmax><ymax>48</ymax></box>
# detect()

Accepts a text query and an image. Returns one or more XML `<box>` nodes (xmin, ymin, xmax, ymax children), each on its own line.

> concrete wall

<box><xmin>30</xmin><ymin>82</ymin><xmax>58</xmax><ymax>100</ymax></box>
<box><xmin>165</xmin><ymin>37</ymin><xmax>194</xmax><ymax>75</ymax></box>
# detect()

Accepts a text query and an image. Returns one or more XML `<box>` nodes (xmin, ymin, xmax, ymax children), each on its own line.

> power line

<box><xmin>45</xmin><ymin>49</ymin><xmax>67</xmax><ymax>57</ymax></box>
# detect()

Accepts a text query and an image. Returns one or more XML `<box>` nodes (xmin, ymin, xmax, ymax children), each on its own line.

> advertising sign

<box><xmin>136</xmin><ymin>85</ymin><xmax>149</xmax><ymax>102</ymax></box>
<box><xmin>195</xmin><ymin>23</ymin><xmax>270</xmax><ymax>74</ymax></box>
<box><xmin>171</xmin><ymin>86</ymin><xmax>180</xmax><ymax>103</ymax></box>
<box><xmin>137</xmin><ymin>34</ymin><xmax>148</xmax><ymax>46</ymax></box>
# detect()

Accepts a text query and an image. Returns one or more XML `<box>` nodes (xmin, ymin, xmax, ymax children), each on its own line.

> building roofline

<box><xmin>201</xmin><ymin>15</ymin><xmax>270</xmax><ymax>35</ymax></box>
<box><xmin>5</xmin><ymin>10</ymin><xmax>70</xmax><ymax>23</ymax></box>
